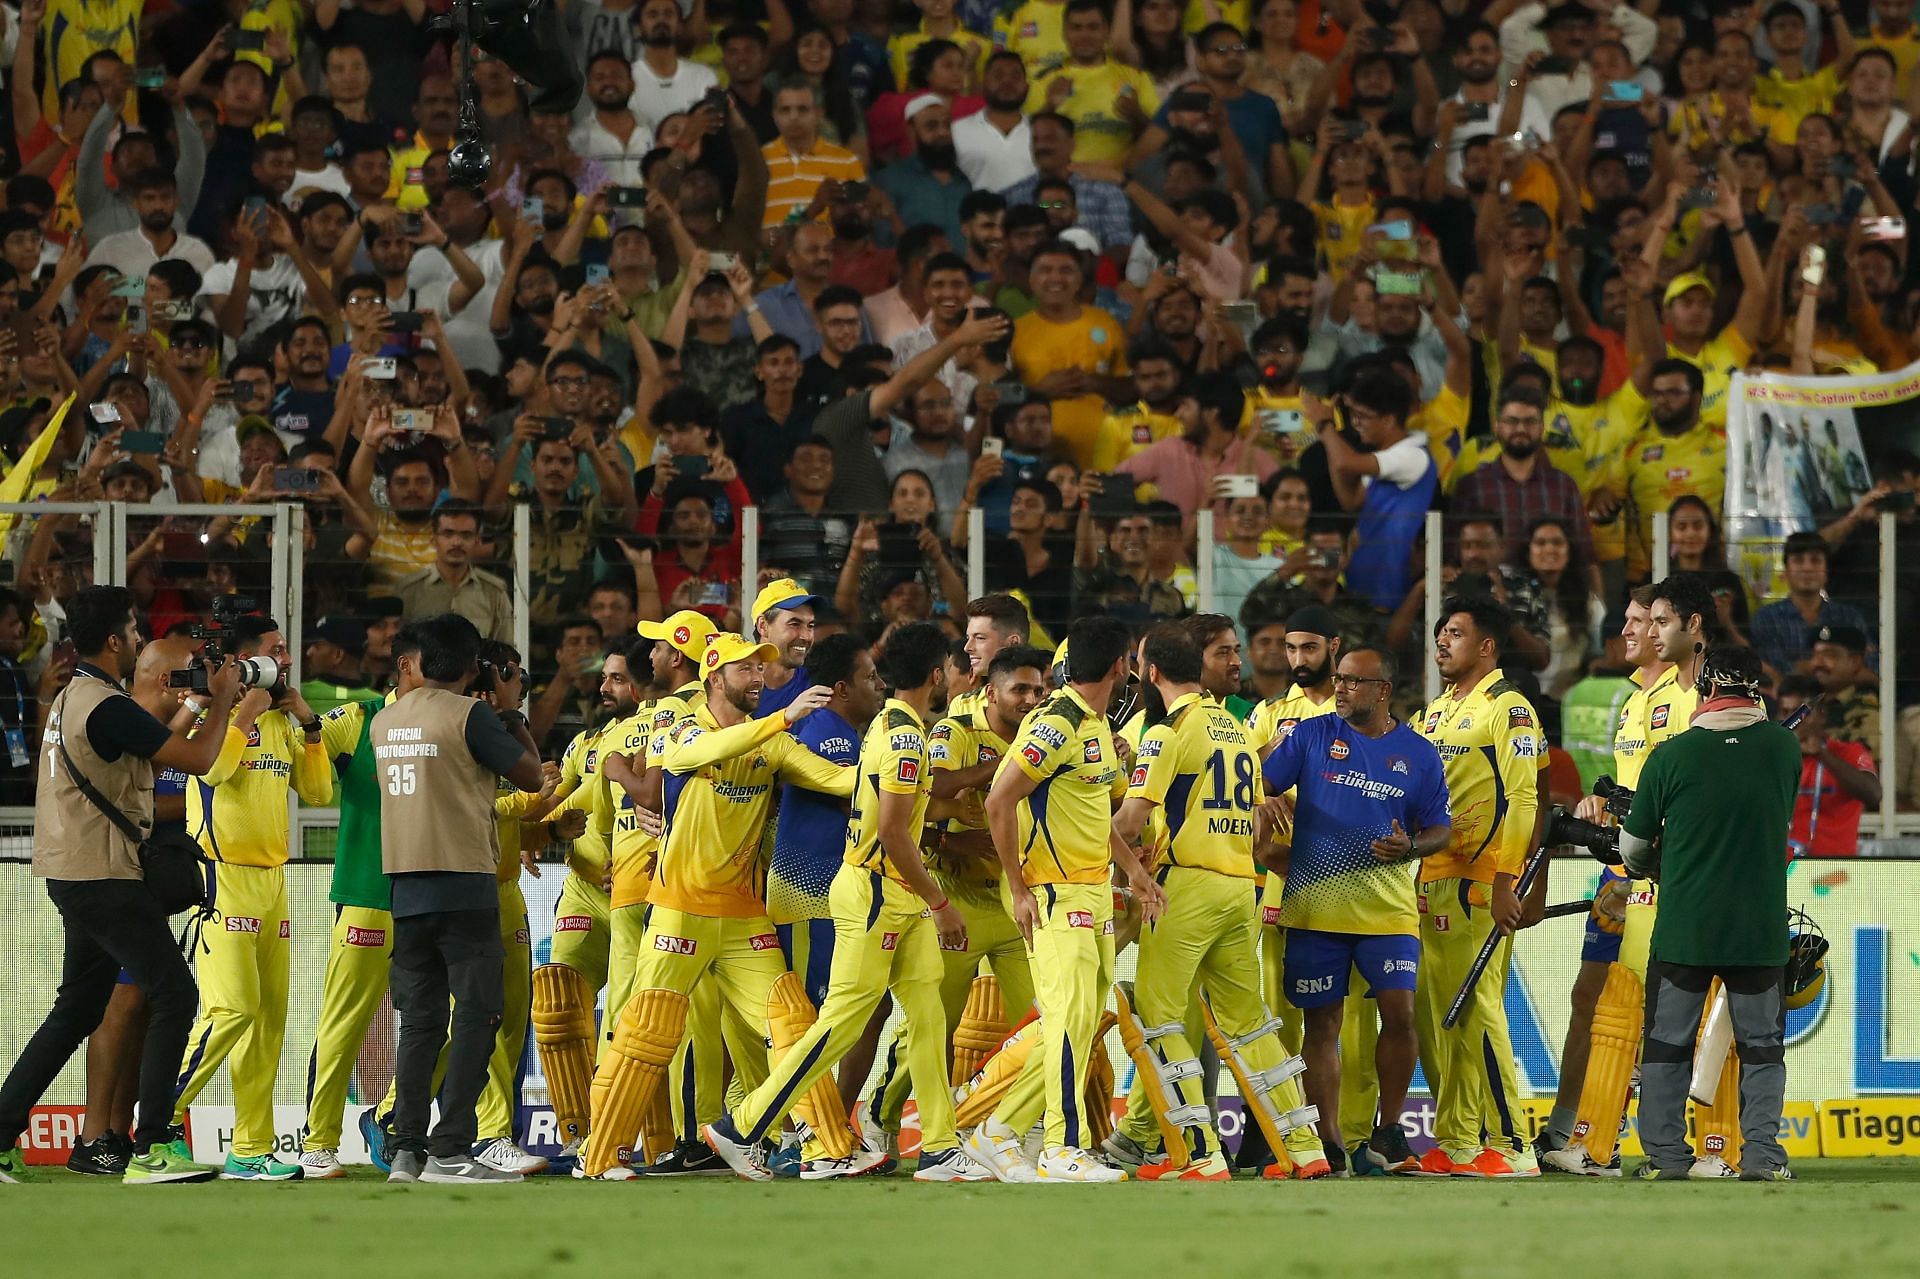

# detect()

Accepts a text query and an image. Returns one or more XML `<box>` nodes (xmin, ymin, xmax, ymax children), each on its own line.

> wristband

<box><xmin>1726</xmin><ymin>223</ymin><xmax>1749</xmax><ymax>236</ymax></box>
<box><xmin>184</xmin><ymin>698</ymin><xmax>208</xmax><ymax>716</ymax></box>
<box><xmin>300</xmin><ymin>718</ymin><xmax>322</xmax><ymax>735</ymax></box>
<box><xmin>928</xmin><ymin>897</ymin><xmax>949</xmax><ymax>914</ymax></box>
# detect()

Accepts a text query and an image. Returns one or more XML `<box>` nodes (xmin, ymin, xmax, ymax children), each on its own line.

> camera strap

<box><xmin>56</xmin><ymin>738</ymin><xmax>151</xmax><ymax>848</ymax></box>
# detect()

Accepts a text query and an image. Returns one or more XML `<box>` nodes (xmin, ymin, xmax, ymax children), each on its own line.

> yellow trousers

<box><xmin>552</xmin><ymin>873</ymin><xmax>612</xmax><ymax>998</ymax></box>
<box><xmin>479</xmin><ymin>880</ymin><xmax>532</xmax><ymax>1141</ymax></box>
<box><xmin>991</xmin><ymin>881</ymin><xmax>1114</xmax><ymax>1151</ymax></box>
<box><xmin>301</xmin><ymin>905</ymin><xmax>394</xmax><ymax>1151</ymax></box>
<box><xmin>174</xmin><ymin>862</ymin><xmax>290</xmax><ymax>1159</ymax></box>
<box><xmin>736</xmin><ymin>866</ymin><xmax>956</xmax><ymax>1153</ymax></box>
<box><xmin>1416</xmin><ymin>877</ymin><xmax>1524</xmax><ymax>1161</ymax></box>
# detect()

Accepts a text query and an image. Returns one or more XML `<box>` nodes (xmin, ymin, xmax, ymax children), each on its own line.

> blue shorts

<box><xmin>1283</xmin><ymin>928</ymin><xmax>1419</xmax><ymax>1008</ymax></box>
<box><xmin>1581</xmin><ymin>867</ymin><xmax>1626</xmax><ymax>964</ymax></box>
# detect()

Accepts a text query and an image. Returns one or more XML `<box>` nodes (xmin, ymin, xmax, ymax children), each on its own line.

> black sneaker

<box><xmin>1363</xmin><ymin>1122</ymin><xmax>1419</xmax><ymax>1175</ymax></box>
<box><xmin>1322</xmin><ymin>1139</ymin><xmax>1349</xmax><ymax>1176</ymax></box>
<box><xmin>68</xmin><ymin>1132</ymin><xmax>130</xmax><ymax>1176</ymax></box>
<box><xmin>634</xmin><ymin>1139</ymin><xmax>733</xmax><ymax>1177</ymax></box>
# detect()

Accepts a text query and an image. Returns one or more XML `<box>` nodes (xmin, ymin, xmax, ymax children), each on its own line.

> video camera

<box><xmin>167</xmin><ymin>594</ymin><xmax>283</xmax><ymax>696</ymax></box>
<box><xmin>1546</xmin><ymin>775</ymin><xmax>1635</xmax><ymax>862</ymax></box>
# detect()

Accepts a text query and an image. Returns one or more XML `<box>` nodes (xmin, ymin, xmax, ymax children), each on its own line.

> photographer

<box><xmin>1618</xmin><ymin>644</ymin><xmax>1800</xmax><ymax>1183</ymax></box>
<box><xmin>0</xmin><ymin>586</ymin><xmax>242</xmax><ymax>1185</ymax></box>
<box><xmin>169</xmin><ymin>613</ymin><xmax>336</xmax><ymax>1182</ymax></box>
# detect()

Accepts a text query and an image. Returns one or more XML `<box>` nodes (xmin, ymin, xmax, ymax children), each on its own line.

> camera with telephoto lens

<box><xmin>167</xmin><ymin>595</ymin><xmax>282</xmax><ymax>695</ymax></box>
<box><xmin>1546</xmin><ymin>776</ymin><xmax>1635</xmax><ymax>862</ymax></box>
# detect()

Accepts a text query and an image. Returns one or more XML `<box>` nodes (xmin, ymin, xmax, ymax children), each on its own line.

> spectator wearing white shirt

<box><xmin>1440</xmin><ymin>21</ymin><xmax>1554</xmax><ymax>185</ymax></box>
<box><xmin>85</xmin><ymin>170</ymin><xmax>216</xmax><ymax>281</ymax></box>
<box><xmin>285</xmin><ymin>96</ymin><xmax>353</xmax><ymax>208</ymax></box>
<box><xmin>570</xmin><ymin>51</ymin><xmax>656</xmax><ymax>188</ymax></box>
<box><xmin>419</xmin><ymin>184</ymin><xmax>510</xmax><ymax>374</ymax></box>
<box><xmin>627</xmin><ymin>0</ymin><xmax>719</xmax><ymax>131</ymax></box>
<box><xmin>954</xmin><ymin>50</ymin><xmax>1037</xmax><ymax>195</ymax></box>
<box><xmin>1497</xmin><ymin>0</ymin><xmax>1659</xmax><ymax>125</ymax></box>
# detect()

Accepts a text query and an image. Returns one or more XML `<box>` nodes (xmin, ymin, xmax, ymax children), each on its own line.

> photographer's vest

<box><xmin>374</xmin><ymin>688</ymin><xmax>501</xmax><ymax>878</ymax></box>
<box><xmin>35</xmin><ymin>672</ymin><xmax>155</xmax><ymax>881</ymax></box>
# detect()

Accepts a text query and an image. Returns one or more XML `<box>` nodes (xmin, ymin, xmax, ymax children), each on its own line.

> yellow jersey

<box><xmin>1416</xmin><ymin>668</ymin><xmax>1543</xmax><ymax>884</ymax></box>
<box><xmin>1667</xmin><ymin>325</ymin><xmax>1751</xmax><ymax>429</ymax></box>
<box><xmin>945</xmin><ymin>687</ymin><xmax>986</xmax><ymax>723</ymax></box>
<box><xmin>1025</xmin><ymin>60</ymin><xmax>1162</xmax><ymax>167</ymax></box>
<box><xmin>189</xmin><ymin>709</ymin><xmax>333</xmax><ymax>869</ymax></box>
<box><xmin>1313</xmin><ymin>196</ymin><xmax>1377</xmax><ymax>283</ymax></box>
<box><xmin>844</xmin><ymin>699</ymin><xmax>934</xmax><ymax>885</ymax></box>
<box><xmin>494</xmin><ymin>782</ymin><xmax>542</xmax><ymax>885</ymax></box>
<box><xmin>927</xmin><ymin>703</ymin><xmax>1012</xmax><ymax>901</ymax></box>
<box><xmin>1864</xmin><ymin>26</ymin><xmax>1920</xmax><ymax>96</ymax></box>
<box><xmin>1247</xmin><ymin>683</ymin><xmax>1337</xmax><ymax>755</ymax></box>
<box><xmin>997</xmin><ymin>0</ymin><xmax>1070</xmax><ymax>76</ymax></box>
<box><xmin>656</xmin><ymin>704</ymin><xmax>854</xmax><ymax>918</ymax></box>
<box><xmin>1754</xmin><ymin>64</ymin><xmax>1840</xmax><ymax>126</ymax></box>
<box><xmin>554</xmin><ymin>720</ymin><xmax>619</xmax><ymax>883</ymax></box>
<box><xmin>1010</xmin><ymin>306</ymin><xmax>1129</xmax><ymax>467</ymax></box>
<box><xmin>1114</xmin><ymin>709</ymin><xmax>1166</xmax><ymax>868</ymax></box>
<box><xmin>1090</xmin><ymin>401</ymin><xmax>1184</xmax><ymax>474</ymax></box>
<box><xmin>1128</xmin><ymin>692</ymin><xmax>1259</xmax><ymax>880</ymax></box>
<box><xmin>1611</xmin><ymin>663</ymin><xmax>1699</xmax><ymax>790</ymax></box>
<box><xmin>38</xmin><ymin>0</ymin><xmax>138</xmax><ymax>122</ymax></box>
<box><xmin>1620</xmin><ymin>413</ymin><xmax>1728</xmax><ymax>579</ymax></box>
<box><xmin>1005</xmin><ymin>686</ymin><xmax>1125</xmax><ymax>887</ymax></box>
<box><xmin>609</xmin><ymin>682</ymin><xmax>702</xmax><ymax>910</ymax></box>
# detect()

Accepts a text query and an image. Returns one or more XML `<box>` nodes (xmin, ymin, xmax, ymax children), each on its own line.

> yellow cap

<box><xmin>637</xmin><ymin>609</ymin><xmax>720</xmax><ymax>663</ymax></box>
<box><xmin>1050</xmin><ymin>639</ymin><xmax>1070</xmax><ymax>686</ymax></box>
<box><xmin>1662</xmin><ymin>271</ymin><xmax>1716</xmax><ymax>307</ymax></box>
<box><xmin>703</xmin><ymin>633</ymin><xmax>778</xmax><ymax>674</ymax></box>
<box><xmin>751</xmin><ymin>577</ymin><xmax>820</xmax><ymax>623</ymax></box>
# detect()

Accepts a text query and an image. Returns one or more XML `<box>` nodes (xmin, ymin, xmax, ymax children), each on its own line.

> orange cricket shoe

<box><xmin>1139</xmin><ymin>1153</ymin><xmax>1231</xmax><ymax>1182</ymax></box>
<box><xmin>1452</xmin><ymin>1147</ymin><xmax>1538</xmax><ymax>1178</ymax></box>
<box><xmin>1409</xmin><ymin>1147</ymin><xmax>1463</xmax><ymax>1177</ymax></box>
<box><xmin>1261</xmin><ymin>1151</ymin><xmax>1334</xmax><ymax>1180</ymax></box>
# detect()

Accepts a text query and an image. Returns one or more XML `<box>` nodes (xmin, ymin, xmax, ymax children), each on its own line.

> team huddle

<box><xmin>3</xmin><ymin>574</ymin><xmax>1782</xmax><ymax>1187</ymax></box>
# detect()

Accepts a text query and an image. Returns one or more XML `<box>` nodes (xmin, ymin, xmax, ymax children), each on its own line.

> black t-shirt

<box><xmin>389</xmin><ymin>701</ymin><xmax>527</xmax><ymax>918</ymax></box>
<box><xmin>74</xmin><ymin>665</ymin><xmax>173</xmax><ymax>763</ymax></box>
<box><xmin>320</xmin><ymin>10</ymin><xmax>435</xmax><ymax>128</ymax></box>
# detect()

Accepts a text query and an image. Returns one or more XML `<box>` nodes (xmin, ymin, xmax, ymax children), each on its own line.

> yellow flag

<box><xmin>0</xmin><ymin>393</ymin><xmax>80</xmax><ymax>542</ymax></box>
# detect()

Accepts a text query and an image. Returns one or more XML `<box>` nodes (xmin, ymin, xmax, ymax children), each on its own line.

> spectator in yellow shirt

<box><xmin>891</xmin><ymin>0</ymin><xmax>994</xmax><ymax>90</ymax></box>
<box><xmin>1025</xmin><ymin>0</ymin><xmax>1160</xmax><ymax>168</ymax></box>
<box><xmin>1009</xmin><ymin>240</ymin><xmax>1134</xmax><ymax>467</ymax></box>
<box><xmin>1753</xmin><ymin>1</ymin><xmax>1854</xmax><ymax>127</ymax></box>
<box><xmin>1862</xmin><ymin>0</ymin><xmax>1920</xmax><ymax>97</ymax></box>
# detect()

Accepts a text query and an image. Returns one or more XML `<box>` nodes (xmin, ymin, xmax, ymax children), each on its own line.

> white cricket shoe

<box><xmin>913</xmin><ymin>1147</ymin><xmax>996</xmax><ymax>1183</ymax></box>
<box><xmin>1541</xmin><ymin>1142</ymin><xmax>1603</xmax><ymax>1176</ymax></box>
<box><xmin>1037</xmin><ymin>1146</ymin><xmax>1127</xmax><ymax>1182</ymax></box>
<box><xmin>1689</xmin><ymin>1155</ymin><xmax>1738</xmax><ymax>1180</ymax></box>
<box><xmin>964</xmin><ymin>1123</ymin><xmax>1039</xmax><ymax>1184</ymax></box>
<box><xmin>474</xmin><ymin>1137</ymin><xmax>549</xmax><ymax>1175</ymax></box>
<box><xmin>297</xmin><ymin>1149</ymin><xmax>345</xmax><ymax>1180</ymax></box>
<box><xmin>799</xmin><ymin>1147</ymin><xmax>888</xmax><ymax>1180</ymax></box>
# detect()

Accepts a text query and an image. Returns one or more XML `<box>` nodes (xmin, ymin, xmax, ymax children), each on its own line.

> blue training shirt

<box><xmin>766</xmin><ymin>707</ymin><xmax>859</xmax><ymax>925</ymax></box>
<box><xmin>755</xmin><ymin>665</ymin><xmax>810</xmax><ymax>719</ymax></box>
<box><xmin>1262</xmin><ymin>712</ymin><xmax>1450</xmax><ymax>936</ymax></box>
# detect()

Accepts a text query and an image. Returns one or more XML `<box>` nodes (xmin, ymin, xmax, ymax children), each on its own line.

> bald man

<box><xmin>66</xmin><ymin>638</ymin><xmax>202</xmax><ymax>1177</ymax></box>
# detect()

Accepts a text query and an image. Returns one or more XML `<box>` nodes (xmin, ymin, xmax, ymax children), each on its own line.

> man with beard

<box><xmin>890</xmin><ymin>252</ymin><xmax>985</xmax><ymax>411</ymax></box>
<box><xmin>571</xmin><ymin>52</ymin><xmax>655</xmax><ymax>189</ymax></box>
<box><xmin>721</xmin><ymin>335</ymin><xmax>816</xmax><ymax>503</ymax></box>
<box><xmin>954</xmin><ymin>50</ymin><xmax>1037</xmax><ymax>193</ymax></box>
<box><xmin>627</xmin><ymin>0</ymin><xmax>720</xmax><ymax>131</ymax></box>
<box><xmin>1126</xmin><ymin>279</ymin><xmax>1208</xmax><ymax>379</ymax></box>
<box><xmin>207</xmin><ymin>203</ymin><xmax>330</xmax><ymax>348</ymax></box>
<box><xmin>1264</xmin><ymin>643</ymin><xmax>1449</xmax><ymax>1177</ymax></box>
<box><xmin>1440</xmin><ymin>22</ymin><xmax>1552</xmax><ymax>184</ymax></box>
<box><xmin>1499</xmin><ymin>0</ymin><xmax>1659</xmax><ymax>123</ymax></box>
<box><xmin>1002</xmin><ymin>113</ymin><xmax>1132</xmax><ymax>257</ymax></box>
<box><xmin>738</xmin><ymin>222</ymin><xmax>840</xmax><ymax>358</ymax></box>
<box><xmin>1027</xmin><ymin>0</ymin><xmax>1156</xmax><ymax>168</ymax></box>
<box><xmin>269</xmin><ymin>317</ymin><xmax>338</xmax><ymax>442</ymax></box>
<box><xmin>1091</xmin><ymin>340</ymin><xmax>1186</xmax><ymax>472</ymax></box>
<box><xmin>349</xmin><ymin>450</ymin><xmax>451</xmax><ymax>589</ymax></box>
<box><xmin>876</xmin><ymin>96</ymin><xmax>975</xmax><ymax>250</ymax></box>
<box><xmin>171</xmin><ymin>616</ymin><xmax>335</xmax><ymax>1181</ymax></box>
<box><xmin>986</xmin><ymin>204</ymin><xmax>1049</xmax><ymax>316</ymax></box>
<box><xmin>828</xmin><ymin>181</ymin><xmax>899</xmax><ymax>298</ymax></box>
<box><xmin>958</xmin><ymin>190</ymin><xmax>1005</xmax><ymax>286</ymax></box>
<box><xmin>1613</xmin><ymin>356</ymin><xmax>1728</xmax><ymax>579</ymax></box>
<box><xmin>1450</xmin><ymin>384</ymin><xmax>1598</xmax><ymax>570</ymax></box>
<box><xmin>751</xmin><ymin>577</ymin><xmax>820</xmax><ymax>720</ymax></box>
<box><xmin>719</xmin><ymin>24</ymin><xmax>779</xmax><ymax>144</ymax></box>
<box><xmin>84</xmin><ymin>171</ymin><xmax>215</xmax><ymax>280</ymax></box>
<box><xmin>75</xmin><ymin>73</ymin><xmax>205</xmax><ymax>243</ymax></box>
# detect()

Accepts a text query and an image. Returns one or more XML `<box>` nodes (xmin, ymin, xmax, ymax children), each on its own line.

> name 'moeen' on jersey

<box><xmin>1127</xmin><ymin>692</ymin><xmax>1261</xmax><ymax>880</ymax></box>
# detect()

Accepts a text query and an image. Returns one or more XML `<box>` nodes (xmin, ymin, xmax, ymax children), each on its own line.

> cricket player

<box><xmin>1412</xmin><ymin>594</ymin><xmax>1544</xmax><ymax>1178</ymax></box>
<box><xmin>752</xmin><ymin>578</ymin><xmax>817</xmax><ymax>718</ymax></box>
<box><xmin>1117</xmin><ymin>623</ymin><xmax>1332</xmax><ymax>1182</ymax></box>
<box><xmin>950</xmin><ymin>593</ymin><xmax>1031</xmax><ymax>721</ymax></box>
<box><xmin>706</xmin><ymin>623</ymin><xmax>996</xmax><ymax>1183</ymax></box>
<box><xmin>298</xmin><ymin>625</ymin><xmax>422</xmax><ymax>1179</ymax></box>
<box><xmin>766</xmin><ymin>633</ymin><xmax>883</xmax><ymax>1118</ymax></box>
<box><xmin>963</xmin><ymin>617</ymin><xmax>1166</xmax><ymax>1184</ymax></box>
<box><xmin>174</xmin><ymin>616</ymin><xmax>334</xmax><ymax>1181</ymax></box>
<box><xmin>529</xmin><ymin>651</ymin><xmax>637</xmax><ymax>1158</ymax></box>
<box><xmin>1546</xmin><ymin>575</ymin><xmax>1725</xmax><ymax>1177</ymax></box>
<box><xmin>1264</xmin><ymin>645</ymin><xmax>1450</xmax><ymax>1176</ymax></box>
<box><xmin>867</xmin><ymin>642</ymin><xmax>1050</xmax><ymax>1148</ymax></box>
<box><xmin>572</xmin><ymin>634</ymin><xmax>853</xmax><ymax>1180</ymax></box>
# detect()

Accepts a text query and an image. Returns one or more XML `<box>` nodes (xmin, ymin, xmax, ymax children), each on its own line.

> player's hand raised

<box><xmin>782</xmin><ymin>685</ymin><xmax>834</xmax><ymax>725</ymax></box>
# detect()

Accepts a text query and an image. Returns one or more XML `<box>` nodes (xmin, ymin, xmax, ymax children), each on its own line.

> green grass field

<box><xmin>13</xmin><ymin>1160</ymin><xmax>1920</xmax><ymax>1277</ymax></box>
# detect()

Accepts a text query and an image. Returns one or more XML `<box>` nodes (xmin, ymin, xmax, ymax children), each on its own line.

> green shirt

<box><xmin>302</xmin><ymin>676</ymin><xmax>380</xmax><ymax>717</ymax></box>
<box><xmin>323</xmin><ymin>697</ymin><xmax>392</xmax><ymax>911</ymax></box>
<box><xmin>1623</xmin><ymin>719</ymin><xmax>1798</xmax><ymax>967</ymax></box>
<box><xmin>1561</xmin><ymin>673</ymin><xmax>1633</xmax><ymax>793</ymax></box>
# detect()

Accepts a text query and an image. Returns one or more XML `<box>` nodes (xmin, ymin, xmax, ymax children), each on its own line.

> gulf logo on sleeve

<box><xmin>1329</xmin><ymin>739</ymin><xmax>1349</xmax><ymax>760</ymax></box>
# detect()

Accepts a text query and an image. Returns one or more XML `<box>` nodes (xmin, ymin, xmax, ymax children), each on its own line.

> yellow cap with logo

<box><xmin>637</xmin><ymin>609</ymin><xmax>720</xmax><ymax>663</ymax></box>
